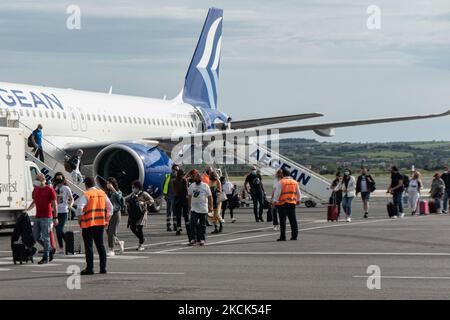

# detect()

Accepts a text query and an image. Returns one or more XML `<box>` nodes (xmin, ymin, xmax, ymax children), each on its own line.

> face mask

<box><xmin>251</xmin><ymin>170</ymin><xmax>257</xmax><ymax>175</ymax></box>
<box><xmin>344</xmin><ymin>172</ymin><xmax>349</xmax><ymax>176</ymax></box>
<box><xmin>33</xmin><ymin>180</ymin><xmax>42</xmax><ymax>187</ymax></box>
<box><xmin>55</xmin><ymin>179</ymin><xmax>63</xmax><ymax>185</ymax></box>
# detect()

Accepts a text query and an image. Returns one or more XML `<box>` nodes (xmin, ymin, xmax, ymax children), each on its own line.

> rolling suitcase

<box><xmin>387</xmin><ymin>202</ymin><xmax>398</xmax><ymax>217</ymax></box>
<box><xmin>12</xmin><ymin>243</ymin><xmax>34</xmax><ymax>264</ymax></box>
<box><xmin>327</xmin><ymin>204</ymin><xmax>339</xmax><ymax>222</ymax></box>
<box><xmin>419</xmin><ymin>200</ymin><xmax>429</xmax><ymax>215</ymax></box>
<box><xmin>64</xmin><ymin>215</ymin><xmax>82</xmax><ymax>255</ymax></box>
<box><xmin>428</xmin><ymin>200</ymin><xmax>437</xmax><ymax>214</ymax></box>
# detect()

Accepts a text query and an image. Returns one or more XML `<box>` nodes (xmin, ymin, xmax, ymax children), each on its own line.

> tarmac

<box><xmin>0</xmin><ymin>198</ymin><xmax>450</xmax><ymax>300</ymax></box>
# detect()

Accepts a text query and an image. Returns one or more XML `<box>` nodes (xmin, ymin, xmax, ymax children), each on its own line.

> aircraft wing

<box><xmin>231</xmin><ymin>113</ymin><xmax>323</xmax><ymax>129</ymax></box>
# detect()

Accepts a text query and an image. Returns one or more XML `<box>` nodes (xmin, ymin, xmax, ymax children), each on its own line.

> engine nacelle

<box><xmin>93</xmin><ymin>143</ymin><xmax>172</xmax><ymax>198</ymax></box>
<box><xmin>313</xmin><ymin>128</ymin><xmax>335</xmax><ymax>137</ymax></box>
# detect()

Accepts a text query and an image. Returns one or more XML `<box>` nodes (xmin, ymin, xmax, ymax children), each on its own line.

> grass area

<box><xmin>344</xmin><ymin>151</ymin><xmax>414</xmax><ymax>158</ymax></box>
<box><xmin>409</xmin><ymin>142</ymin><xmax>450</xmax><ymax>149</ymax></box>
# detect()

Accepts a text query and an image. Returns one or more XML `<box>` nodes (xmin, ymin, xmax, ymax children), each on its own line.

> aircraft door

<box><xmin>77</xmin><ymin>107</ymin><xmax>87</xmax><ymax>132</ymax></box>
<box><xmin>69</xmin><ymin>107</ymin><xmax>79</xmax><ymax>131</ymax></box>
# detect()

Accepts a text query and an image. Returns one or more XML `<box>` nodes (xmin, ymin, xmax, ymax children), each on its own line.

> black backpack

<box><xmin>127</xmin><ymin>193</ymin><xmax>145</xmax><ymax>221</ymax></box>
<box><xmin>403</xmin><ymin>175</ymin><xmax>410</xmax><ymax>189</ymax></box>
<box><xmin>27</xmin><ymin>133</ymin><xmax>34</xmax><ymax>148</ymax></box>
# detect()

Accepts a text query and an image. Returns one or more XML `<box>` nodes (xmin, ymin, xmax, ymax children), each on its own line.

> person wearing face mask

<box><xmin>52</xmin><ymin>172</ymin><xmax>74</xmax><ymax>254</ymax></box>
<box><xmin>125</xmin><ymin>180</ymin><xmax>154</xmax><ymax>251</ymax></box>
<box><xmin>31</xmin><ymin>124</ymin><xmax>45</xmax><ymax>162</ymax></box>
<box><xmin>442</xmin><ymin>166</ymin><xmax>450</xmax><ymax>214</ymax></box>
<box><xmin>188</xmin><ymin>172</ymin><xmax>213</xmax><ymax>246</ymax></box>
<box><xmin>356</xmin><ymin>167</ymin><xmax>376</xmax><ymax>219</ymax></box>
<box><xmin>106</xmin><ymin>177</ymin><xmax>125</xmax><ymax>256</ymax></box>
<box><xmin>341</xmin><ymin>169</ymin><xmax>356</xmax><ymax>222</ymax></box>
<box><xmin>26</xmin><ymin>173</ymin><xmax>58</xmax><ymax>264</ymax></box>
<box><xmin>163</xmin><ymin>164</ymin><xmax>179</xmax><ymax>232</ymax></box>
<box><xmin>245</xmin><ymin>166</ymin><xmax>265</xmax><ymax>222</ymax></box>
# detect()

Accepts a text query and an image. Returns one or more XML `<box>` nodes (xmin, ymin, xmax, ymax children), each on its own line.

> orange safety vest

<box><xmin>277</xmin><ymin>178</ymin><xmax>299</xmax><ymax>206</ymax></box>
<box><xmin>202</xmin><ymin>173</ymin><xmax>210</xmax><ymax>184</ymax></box>
<box><xmin>80</xmin><ymin>188</ymin><xmax>108</xmax><ymax>229</ymax></box>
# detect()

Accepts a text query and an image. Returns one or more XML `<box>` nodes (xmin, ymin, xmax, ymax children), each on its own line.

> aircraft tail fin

<box><xmin>181</xmin><ymin>7</ymin><xmax>223</xmax><ymax>110</ymax></box>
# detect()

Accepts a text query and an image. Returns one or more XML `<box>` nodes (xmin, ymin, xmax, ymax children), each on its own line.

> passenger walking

<box><xmin>430</xmin><ymin>172</ymin><xmax>446</xmax><ymax>214</ymax></box>
<box><xmin>245</xmin><ymin>166</ymin><xmax>265</xmax><ymax>222</ymax></box>
<box><xmin>356</xmin><ymin>168</ymin><xmax>376</xmax><ymax>219</ymax></box>
<box><xmin>407</xmin><ymin>171</ymin><xmax>422</xmax><ymax>215</ymax></box>
<box><xmin>272</xmin><ymin>168</ymin><xmax>301</xmax><ymax>241</ymax></box>
<box><xmin>442</xmin><ymin>166</ymin><xmax>450</xmax><ymax>214</ymax></box>
<box><xmin>188</xmin><ymin>171</ymin><xmax>213</xmax><ymax>246</ymax></box>
<box><xmin>329</xmin><ymin>172</ymin><xmax>343</xmax><ymax>215</ymax></box>
<box><xmin>270</xmin><ymin>170</ymin><xmax>284</xmax><ymax>231</ymax></box>
<box><xmin>341</xmin><ymin>169</ymin><xmax>356</xmax><ymax>222</ymax></box>
<box><xmin>125</xmin><ymin>180</ymin><xmax>154</xmax><ymax>251</ymax></box>
<box><xmin>173</xmin><ymin>169</ymin><xmax>191</xmax><ymax>238</ymax></box>
<box><xmin>106</xmin><ymin>177</ymin><xmax>125</xmax><ymax>256</ymax></box>
<box><xmin>387</xmin><ymin>166</ymin><xmax>405</xmax><ymax>219</ymax></box>
<box><xmin>163</xmin><ymin>164</ymin><xmax>179</xmax><ymax>232</ymax></box>
<box><xmin>26</xmin><ymin>173</ymin><xmax>58</xmax><ymax>264</ymax></box>
<box><xmin>31</xmin><ymin>124</ymin><xmax>44</xmax><ymax>162</ymax></box>
<box><xmin>209</xmin><ymin>172</ymin><xmax>223</xmax><ymax>234</ymax></box>
<box><xmin>52</xmin><ymin>172</ymin><xmax>74</xmax><ymax>254</ymax></box>
<box><xmin>70</xmin><ymin>149</ymin><xmax>84</xmax><ymax>185</ymax></box>
<box><xmin>76</xmin><ymin>177</ymin><xmax>112</xmax><ymax>275</ymax></box>
<box><xmin>220</xmin><ymin>176</ymin><xmax>236</xmax><ymax>223</ymax></box>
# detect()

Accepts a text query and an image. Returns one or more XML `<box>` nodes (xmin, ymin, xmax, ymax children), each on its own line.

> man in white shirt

<box><xmin>188</xmin><ymin>171</ymin><xmax>213</xmax><ymax>246</ymax></box>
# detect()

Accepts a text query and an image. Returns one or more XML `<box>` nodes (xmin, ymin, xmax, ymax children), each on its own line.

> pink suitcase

<box><xmin>419</xmin><ymin>200</ymin><xmax>429</xmax><ymax>215</ymax></box>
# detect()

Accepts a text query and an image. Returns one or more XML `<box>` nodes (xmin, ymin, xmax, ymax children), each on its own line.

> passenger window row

<box><xmin>9</xmin><ymin>108</ymin><xmax>196</xmax><ymax>128</ymax></box>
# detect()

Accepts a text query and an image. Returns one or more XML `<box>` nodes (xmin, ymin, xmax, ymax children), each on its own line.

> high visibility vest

<box><xmin>202</xmin><ymin>173</ymin><xmax>210</xmax><ymax>184</ymax></box>
<box><xmin>163</xmin><ymin>174</ymin><xmax>171</xmax><ymax>195</ymax></box>
<box><xmin>277</xmin><ymin>178</ymin><xmax>299</xmax><ymax>206</ymax></box>
<box><xmin>80</xmin><ymin>188</ymin><xmax>107</xmax><ymax>229</ymax></box>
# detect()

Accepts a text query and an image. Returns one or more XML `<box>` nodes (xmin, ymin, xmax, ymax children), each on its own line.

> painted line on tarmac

<box><xmin>0</xmin><ymin>268</ymin><xmax>11</xmax><ymax>271</ymax></box>
<box><xmin>31</xmin><ymin>271</ymin><xmax>185</xmax><ymax>275</ymax></box>
<box><xmin>155</xmin><ymin>218</ymin><xmax>393</xmax><ymax>253</ymax></box>
<box><xmin>144</xmin><ymin>251</ymin><xmax>450</xmax><ymax>257</ymax></box>
<box><xmin>354</xmin><ymin>275</ymin><xmax>450</xmax><ymax>280</ymax></box>
<box><xmin>124</xmin><ymin>220</ymin><xmax>323</xmax><ymax>251</ymax></box>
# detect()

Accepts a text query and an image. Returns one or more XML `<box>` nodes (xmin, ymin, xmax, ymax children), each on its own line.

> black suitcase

<box><xmin>12</xmin><ymin>243</ymin><xmax>34</xmax><ymax>264</ymax></box>
<box><xmin>387</xmin><ymin>202</ymin><xmax>398</xmax><ymax>217</ymax></box>
<box><xmin>64</xmin><ymin>231</ymin><xmax>82</xmax><ymax>255</ymax></box>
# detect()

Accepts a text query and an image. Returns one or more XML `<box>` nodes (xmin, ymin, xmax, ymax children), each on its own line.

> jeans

<box><xmin>342</xmin><ymin>196</ymin><xmax>354</xmax><ymax>216</ymax></box>
<box><xmin>277</xmin><ymin>203</ymin><xmax>298</xmax><ymax>240</ymax></box>
<box><xmin>443</xmin><ymin>189</ymin><xmax>450</xmax><ymax>212</ymax></box>
<box><xmin>32</xmin><ymin>218</ymin><xmax>53</xmax><ymax>260</ymax></box>
<box><xmin>166</xmin><ymin>196</ymin><xmax>175</xmax><ymax>227</ymax></box>
<box><xmin>393</xmin><ymin>192</ymin><xmax>404</xmax><ymax>215</ymax></box>
<box><xmin>251</xmin><ymin>190</ymin><xmax>264</xmax><ymax>221</ymax></box>
<box><xmin>107</xmin><ymin>212</ymin><xmax>121</xmax><ymax>249</ymax></box>
<box><xmin>130</xmin><ymin>224</ymin><xmax>145</xmax><ymax>245</ymax></box>
<box><xmin>434</xmin><ymin>197</ymin><xmax>442</xmax><ymax>211</ymax></box>
<box><xmin>190</xmin><ymin>212</ymin><xmax>207</xmax><ymax>242</ymax></box>
<box><xmin>55</xmin><ymin>212</ymin><xmax>68</xmax><ymax>249</ymax></box>
<box><xmin>82</xmin><ymin>226</ymin><xmax>107</xmax><ymax>272</ymax></box>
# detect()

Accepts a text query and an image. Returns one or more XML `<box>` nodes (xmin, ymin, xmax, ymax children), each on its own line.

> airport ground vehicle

<box><xmin>0</xmin><ymin>126</ymin><xmax>39</xmax><ymax>229</ymax></box>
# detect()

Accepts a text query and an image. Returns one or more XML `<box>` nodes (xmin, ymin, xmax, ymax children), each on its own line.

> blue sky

<box><xmin>1</xmin><ymin>0</ymin><xmax>450</xmax><ymax>142</ymax></box>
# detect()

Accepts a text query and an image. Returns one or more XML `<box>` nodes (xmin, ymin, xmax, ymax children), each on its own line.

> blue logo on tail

<box><xmin>182</xmin><ymin>8</ymin><xmax>223</xmax><ymax>110</ymax></box>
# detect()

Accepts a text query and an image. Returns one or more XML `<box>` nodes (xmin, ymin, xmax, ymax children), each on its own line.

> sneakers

<box><xmin>346</xmin><ymin>217</ymin><xmax>351</xmax><ymax>222</ymax></box>
<box><xmin>99</xmin><ymin>269</ymin><xmax>107</xmax><ymax>274</ymax></box>
<box><xmin>136</xmin><ymin>244</ymin><xmax>145</xmax><ymax>251</ymax></box>
<box><xmin>364</xmin><ymin>212</ymin><xmax>368</xmax><ymax>219</ymax></box>
<box><xmin>199</xmin><ymin>240</ymin><xmax>205</xmax><ymax>246</ymax></box>
<box><xmin>221</xmin><ymin>218</ymin><xmax>225</xmax><ymax>223</ymax></box>
<box><xmin>176</xmin><ymin>230</ymin><xmax>181</xmax><ymax>236</ymax></box>
<box><xmin>107</xmin><ymin>250</ymin><xmax>115</xmax><ymax>257</ymax></box>
<box><xmin>166</xmin><ymin>225</ymin><xmax>172</xmax><ymax>232</ymax></box>
<box><xmin>276</xmin><ymin>238</ymin><xmax>286</xmax><ymax>242</ymax></box>
<box><xmin>211</xmin><ymin>229</ymin><xmax>219</xmax><ymax>234</ymax></box>
<box><xmin>58</xmin><ymin>249</ymin><xmax>65</xmax><ymax>255</ymax></box>
<box><xmin>399</xmin><ymin>213</ymin><xmax>405</xmax><ymax>219</ymax></box>
<box><xmin>38</xmin><ymin>258</ymin><xmax>48</xmax><ymax>265</ymax></box>
<box><xmin>231</xmin><ymin>218</ymin><xmax>237</xmax><ymax>223</ymax></box>
<box><xmin>188</xmin><ymin>240</ymin><xmax>196</xmax><ymax>246</ymax></box>
<box><xmin>392</xmin><ymin>215</ymin><xmax>398</xmax><ymax>219</ymax></box>
<box><xmin>273</xmin><ymin>225</ymin><xmax>280</xmax><ymax>231</ymax></box>
<box><xmin>118</xmin><ymin>241</ymin><xmax>125</xmax><ymax>254</ymax></box>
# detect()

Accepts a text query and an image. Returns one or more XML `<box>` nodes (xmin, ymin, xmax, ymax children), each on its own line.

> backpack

<box><xmin>27</xmin><ymin>133</ymin><xmax>34</xmax><ymax>148</ymax></box>
<box><xmin>127</xmin><ymin>192</ymin><xmax>145</xmax><ymax>221</ymax></box>
<box><xmin>120</xmin><ymin>196</ymin><xmax>127</xmax><ymax>215</ymax></box>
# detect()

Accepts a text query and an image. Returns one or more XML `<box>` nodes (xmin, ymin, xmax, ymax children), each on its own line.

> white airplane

<box><xmin>0</xmin><ymin>7</ymin><xmax>448</xmax><ymax>197</ymax></box>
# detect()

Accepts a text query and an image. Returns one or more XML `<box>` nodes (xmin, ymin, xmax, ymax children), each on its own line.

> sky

<box><xmin>0</xmin><ymin>0</ymin><xmax>450</xmax><ymax>142</ymax></box>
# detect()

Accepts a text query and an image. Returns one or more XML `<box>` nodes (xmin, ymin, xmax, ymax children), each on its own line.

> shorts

<box><xmin>361</xmin><ymin>192</ymin><xmax>371</xmax><ymax>202</ymax></box>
